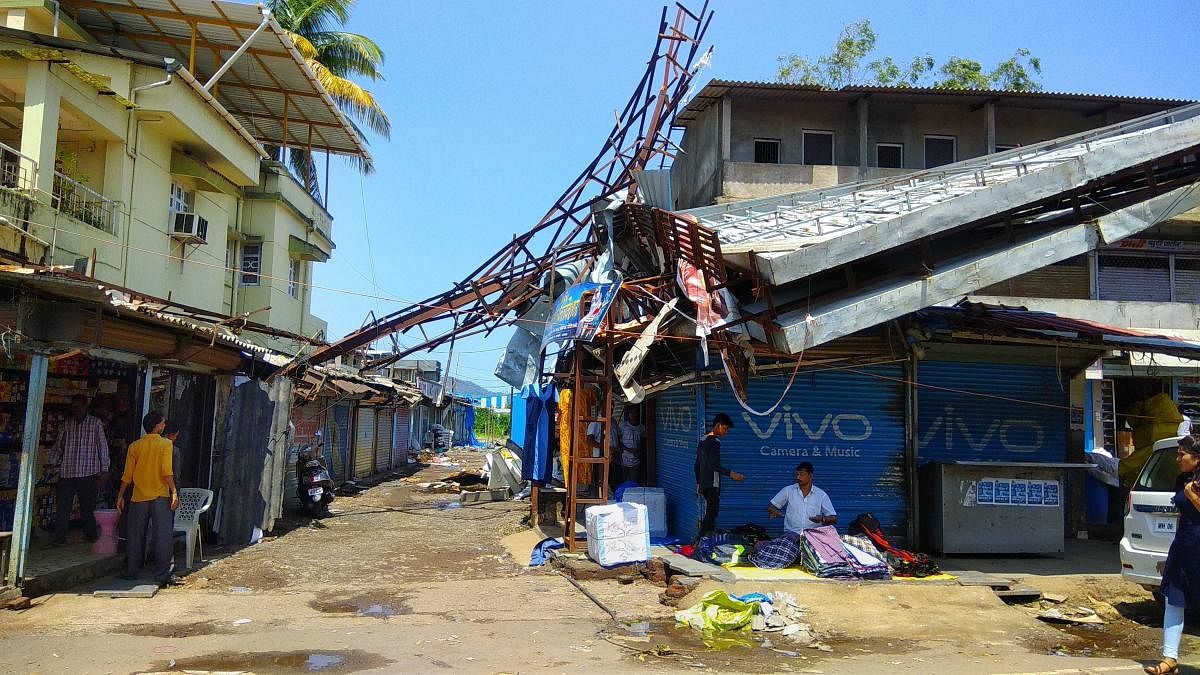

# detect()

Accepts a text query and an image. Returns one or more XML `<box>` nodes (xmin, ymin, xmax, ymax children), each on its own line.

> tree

<box><xmin>266</xmin><ymin>0</ymin><xmax>391</xmax><ymax>200</ymax></box>
<box><xmin>777</xmin><ymin>20</ymin><xmax>1042</xmax><ymax>92</ymax></box>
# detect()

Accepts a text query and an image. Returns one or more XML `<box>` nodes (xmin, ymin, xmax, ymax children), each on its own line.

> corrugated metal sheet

<box><xmin>392</xmin><ymin>406</ymin><xmax>411</xmax><ymax>467</ymax></box>
<box><xmin>704</xmin><ymin>366</ymin><xmax>907</xmax><ymax>539</ymax></box>
<box><xmin>375</xmin><ymin>408</ymin><xmax>394</xmax><ymax>473</ymax></box>
<box><xmin>325</xmin><ymin>401</ymin><xmax>351</xmax><ymax>483</ymax></box>
<box><xmin>354</xmin><ymin>407</ymin><xmax>376</xmax><ymax>479</ymax></box>
<box><xmin>916</xmin><ymin>362</ymin><xmax>1068</xmax><ymax>464</ymax></box>
<box><xmin>654</xmin><ymin>386</ymin><xmax>703</xmax><ymax>539</ymax></box>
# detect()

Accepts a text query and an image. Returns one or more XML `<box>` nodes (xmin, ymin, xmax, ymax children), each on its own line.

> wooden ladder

<box><xmin>564</xmin><ymin>332</ymin><xmax>615</xmax><ymax>552</ymax></box>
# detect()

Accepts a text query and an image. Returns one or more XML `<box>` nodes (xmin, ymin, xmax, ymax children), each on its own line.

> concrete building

<box><xmin>0</xmin><ymin>0</ymin><xmax>370</xmax><ymax>355</ymax></box>
<box><xmin>671</xmin><ymin>80</ymin><xmax>1200</xmax><ymax>501</ymax></box>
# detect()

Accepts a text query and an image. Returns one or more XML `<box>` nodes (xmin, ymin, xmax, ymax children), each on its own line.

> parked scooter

<box><xmin>296</xmin><ymin>442</ymin><xmax>334</xmax><ymax>518</ymax></box>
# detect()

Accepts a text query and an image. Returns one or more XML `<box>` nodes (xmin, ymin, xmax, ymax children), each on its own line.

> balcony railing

<box><xmin>52</xmin><ymin>171</ymin><xmax>118</xmax><ymax>235</ymax></box>
<box><xmin>0</xmin><ymin>141</ymin><xmax>37</xmax><ymax>192</ymax></box>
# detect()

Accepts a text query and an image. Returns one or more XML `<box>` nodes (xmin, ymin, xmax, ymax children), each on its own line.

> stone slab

<box><xmin>658</xmin><ymin>552</ymin><xmax>725</xmax><ymax>578</ymax></box>
<box><xmin>93</xmin><ymin>583</ymin><xmax>158</xmax><ymax>598</ymax></box>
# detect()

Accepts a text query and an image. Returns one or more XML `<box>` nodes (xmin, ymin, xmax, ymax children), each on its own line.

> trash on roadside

<box><xmin>1043</xmin><ymin>592</ymin><xmax>1068</xmax><ymax>603</ymax></box>
<box><xmin>229</xmin><ymin>587</ymin><xmax>251</xmax><ymax>594</ymax></box>
<box><xmin>232</xmin><ymin>618</ymin><xmax>252</xmax><ymax>626</ymax></box>
<box><xmin>1037</xmin><ymin>608</ymin><xmax>1105</xmax><ymax>625</ymax></box>
<box><xmin>675</xmin><ymin>590</ymin><xmax>759</xmax><ymax>632</ymax></box>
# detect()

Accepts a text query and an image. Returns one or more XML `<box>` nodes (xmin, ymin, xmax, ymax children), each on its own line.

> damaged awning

<box><xmin>61</xmin><ymin>0</ymin><xmax>370</xmax><ymax>159</ymax></box>
<box><xmin>912</xmin><ymin>302</ymin><xmax>1200</xmax><ymax>361</ymax></box>
<box><xmin>293</xmin><ymin>364</ymin><xmax>423</xmax><ymax>406</ymax></box>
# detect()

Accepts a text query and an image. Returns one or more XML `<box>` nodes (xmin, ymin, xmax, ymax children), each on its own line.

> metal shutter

<box><xmin>654</xmin><ymin>387</ymin><xmax>703</xmax><ymax>540</ymax></box>
<box><xmin>354</xmin><ymin>406</ymin><xmax>376</xmax><ymax>479</ymax></box>
<box><xmin>703</xmin><ymin>366</ymin><xmax>907</xmax><ymax>539</ymax></box>
<box><xmin>1174</xmin><ymin>257</ymin><xmax>1200</xmax><ymax>303</ymax></box>
<box><xmin>917</xmin><ymin>361</ymin><xmax>1068</xmax><ymax>464</ymax></box>
<box><xmin>1097</xmin><ymin>254</ymin><xmax>1171</xmax><ymax>301</ymax></box>
<box><xmin>392</xmin><ymin>406</ymin><xmax>411</xmax><ymax>467</ymax></box>
<box><xmin>375</xmin><ymin>408</ymin><xmax>394</xmax><ymax>473</ymax></box>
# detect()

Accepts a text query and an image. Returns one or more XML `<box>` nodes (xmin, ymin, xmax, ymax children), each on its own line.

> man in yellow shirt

<box><xmin>116</xmin><ymin>411</ymin><xmax>179</xmax><ymax>585</ymax></box>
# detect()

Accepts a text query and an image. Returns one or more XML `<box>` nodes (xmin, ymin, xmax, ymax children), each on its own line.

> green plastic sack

<box><xmin>674</xmin><ymin>590</ymin><xmax>759</xmax><ymax>632</ymax></box>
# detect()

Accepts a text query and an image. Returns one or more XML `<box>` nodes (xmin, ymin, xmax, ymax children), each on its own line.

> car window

<box><xmin>1137</xmin><ymin>449</ymin><xmax>1182</xmax><ymax>492</ymax></box>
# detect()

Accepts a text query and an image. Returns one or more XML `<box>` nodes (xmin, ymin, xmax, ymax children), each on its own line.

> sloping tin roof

<box><xmin>63</xmin><ymin>0</ymin><xmax>370</xmax><ymax>158</ymax></box>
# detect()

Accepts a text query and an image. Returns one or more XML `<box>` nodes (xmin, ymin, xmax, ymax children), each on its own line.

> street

<box><xmin>0</xmin><ymin>451</ymin><xmax>1195</xmax><ymax>674</ymax></box>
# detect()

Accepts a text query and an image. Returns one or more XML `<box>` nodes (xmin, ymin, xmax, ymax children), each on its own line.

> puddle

<box><xmin>145</xmin><ymin>649</ymin><xmax>389</xmax><ymax>673</ymax></box>
<box><xmin>309</xmin><ymin>594</ymin><xmax>414</xmax><ymax>618</ymax></box>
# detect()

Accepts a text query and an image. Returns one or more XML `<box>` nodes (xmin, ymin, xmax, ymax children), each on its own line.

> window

<box><xmin>169</xmin><ymin>181</ymin><xmax>194</xmax><ymax>214</ymax></box>
<box><xmin>924</xmin><ymin>135</ymin><xmax>957</xmax><ymax>168</ymax></box>
<box><xmin>240</xmin><ymin>243</ymin><xmax>262</xmax><ymax>286</ymax></box>
<box><xmin>288</xmin><ymin>258</ymin><xmax>301</xmax><ymax>298</ymax></box>
<box><xmin>802</xmin><ymin>130</ymin><xmax>834</xmax><ymax>165</ymax></box>
<box><xmin>995</xmin><ymin>144</ymin><xmax>1018</xmax><ymax>153</ymax></box>
<box><xmin>1137</xmin><ymin>447</ymin><xmax>1182</xmax><ymax>492</ymax></box>
<box><xmin>876</xmin><ymin>143</ymin><xmax>903</xmax><ymax>169</ymax></box>
<box><xmin>753</xmin><ymin>139</ymin><xmax>780</xmax><ymax>164</ymax></box>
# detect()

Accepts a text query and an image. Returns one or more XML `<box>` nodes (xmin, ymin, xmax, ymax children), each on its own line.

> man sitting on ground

<box><xmin>767</xmin><ymin>462</ymin><xmax>837</xmax><ymax>534</ymax></box>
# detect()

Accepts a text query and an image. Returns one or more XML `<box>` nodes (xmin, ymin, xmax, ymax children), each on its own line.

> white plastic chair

<box><xmin>173</xmin><ymin>488</ymin><xmax>213</xmax><ymax>571</ymax></box>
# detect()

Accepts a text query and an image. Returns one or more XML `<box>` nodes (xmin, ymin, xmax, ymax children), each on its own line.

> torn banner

<box><xmin>541</xmin><ymin>281</ymin><xmax>621</xmax><ymax>351</ymax></box>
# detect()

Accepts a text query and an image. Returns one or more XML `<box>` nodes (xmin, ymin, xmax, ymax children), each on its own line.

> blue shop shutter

<box><xmin>654</xmin><ymin>365</ymin><xmax>906</xmax><ymax>541</ymax></box>
<box><xmin>654</xmin><ymin>386</ymin><xmax>703</xmax><ymax>540</ymax></box>
<box><xmin>917</xmin><ymin>362</ymin><xmax>1068</xmax><ymax>465</ymax></box>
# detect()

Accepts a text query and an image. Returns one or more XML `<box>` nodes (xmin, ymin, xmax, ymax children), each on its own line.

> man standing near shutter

<box><xmin>117</xmin><ymin>411</ymin><xmax>180</xmax><ymax>586</ymax></box>
<box><xmin>694</xmin><ymin>412</ymin><xmax>744</xmax><ymax>538</ymax></box>
<box><xmin>47</xmin><ymin>394</ymin><xmax>109</xmax><ymax>546</ymax></box>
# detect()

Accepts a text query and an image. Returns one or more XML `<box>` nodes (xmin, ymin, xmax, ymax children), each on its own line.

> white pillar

<box><xmin>19</xmin><ymin>62</ymin><xmax>61</xmax><ymax>198</ymax></box>
<box><xmin>7</xmin><ymin>353</ymin><xmax>48</xmax><ymax>585</ymax></box>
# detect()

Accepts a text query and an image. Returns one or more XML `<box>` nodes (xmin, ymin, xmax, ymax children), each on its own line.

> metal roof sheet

<box><xmin>62</xmin><ymin>0</ymin><xmax>370</xmax><ymax>159</ymax></box>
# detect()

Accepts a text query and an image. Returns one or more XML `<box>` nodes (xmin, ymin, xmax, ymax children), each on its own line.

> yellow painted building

<box><xmin>0</xmin><ymin>0</ymin><xmax>370</xmax><ymax>354</ymax></box>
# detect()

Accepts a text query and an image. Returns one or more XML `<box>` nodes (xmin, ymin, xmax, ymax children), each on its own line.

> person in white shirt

<box><xmin>767</xmin><ymin>462</ymin><xmax>837</xmax><ymax>534</ymax></box>
<box><xmin>617</xmin><ymin>408</ymin><xmax>646</xmax><ymax>484</ymax></box>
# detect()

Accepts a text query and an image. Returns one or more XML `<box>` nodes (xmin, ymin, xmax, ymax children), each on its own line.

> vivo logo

<box><xmin>742</xmin><ymin>406</ymin><xmax>872</xmax><ymax>442</ymax></box>
<box><xmin>918</xmin><ymin>406</ymin><xmax>1044</xmax><ymax>453</ymax></box>
<box><xmin>658</xmin><ymin>403</ymin><xmax>695</xmax><ymax>435</ymax></box>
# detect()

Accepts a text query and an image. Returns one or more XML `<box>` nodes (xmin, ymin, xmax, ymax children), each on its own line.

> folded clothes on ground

<box><xmin>796</xmin><ymin>526</ymin><xmax>854</xmax><ymax>579</ymax></box>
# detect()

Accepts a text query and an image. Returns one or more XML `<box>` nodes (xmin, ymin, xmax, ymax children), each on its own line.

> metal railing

<box><xmin>52</xmin><ymin>170</ymin><xmax>118</xmax><ymax>235</ymax></box>
<box><xmin>0</xmin><ymin>141</ymin><xmax>37</xmax><ymax>192</ymax></box>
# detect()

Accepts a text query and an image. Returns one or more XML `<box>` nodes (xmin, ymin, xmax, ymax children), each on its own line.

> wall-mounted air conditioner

<box><xmin>170</xmin><ymin>210</ymin><xmax>208</xmax><ymax>244</ymax></box>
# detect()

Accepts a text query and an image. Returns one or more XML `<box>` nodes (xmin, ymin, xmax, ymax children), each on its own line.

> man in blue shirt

<box><xmin>768</xmin><ymin>462</ymin><xmax>837</xmax><ymax>534</ymax></box>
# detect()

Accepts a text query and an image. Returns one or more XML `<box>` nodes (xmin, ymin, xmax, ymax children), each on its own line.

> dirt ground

<box><xmin>0</xmin><ymin>449</ymin><xmax>1196</xmax><ymax>674</ymax></box>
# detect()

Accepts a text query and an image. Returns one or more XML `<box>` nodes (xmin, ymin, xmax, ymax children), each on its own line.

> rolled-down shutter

<box><xmin>375</xmin><ymin>408</ymin><xmax>394</xmax><ymax>473</ymax></box>
<box><xmin>703</xmin><ymin>366</ymin><xmax>907</xmax><ymax>540</ymax></box>
<box><xmin>1097</xmin><ymin>254</ymin><xmax>1171</xmax><ymax>301</ymax></box>
<box><xmin>354</xmin><ymin>406</ymin><xmax>376</xmax><ymax>479</ymax></box>
<box><xmin>393</xmin><ymin>406</ymin><xmax>411</xmax><ymax>466</ymax></box>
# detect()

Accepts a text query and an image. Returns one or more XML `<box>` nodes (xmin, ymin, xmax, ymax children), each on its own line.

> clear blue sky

<box><xmin>310</xmin><ymin>0</ymin><xmax>1200</xmax><ymax>393</ymax></box>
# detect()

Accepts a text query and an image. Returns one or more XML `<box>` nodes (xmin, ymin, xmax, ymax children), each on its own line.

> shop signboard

<box><xmin>540</xmin><ymin>282</ymin><xmax>620</xmax><ymax>350</ymax></box>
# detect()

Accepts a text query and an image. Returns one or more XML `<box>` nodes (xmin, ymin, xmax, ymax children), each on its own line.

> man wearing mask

<box><xmin>48</xmin><ymin>394</ymin><xmax>109</xmax><ymax>546</ymax></box>
<box><xmin>767</xmin><ymin>462</ymin><xmax>837</xmax><ymax>534</ymax></box>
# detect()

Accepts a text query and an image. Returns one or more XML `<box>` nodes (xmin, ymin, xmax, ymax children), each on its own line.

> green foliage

<box><xmin>474</xmin><ymin>407</ymin><xmax>511</xmax><ymax>442</ymax></box>
<box><xmin>265</xmin><ymin>0</ymin><xmax>390</xmax><ymax>199</ymax></box>
<box><xmin>776</xmin><ymin>20</ymin><xmax>1043</xmax><ymax>92</ymax></box>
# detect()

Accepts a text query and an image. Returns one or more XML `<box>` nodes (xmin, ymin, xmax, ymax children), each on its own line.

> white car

<box><xmin>1121</xmin><ymin>436</ymin><xmax>1185</xmax><ymax>591</ymax></box>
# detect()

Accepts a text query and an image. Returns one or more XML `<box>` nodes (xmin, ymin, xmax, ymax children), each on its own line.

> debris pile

<box><xmin>674</xmin><ymin>590</ymin><xmax>831</xmax><ymax>650</ymax></box>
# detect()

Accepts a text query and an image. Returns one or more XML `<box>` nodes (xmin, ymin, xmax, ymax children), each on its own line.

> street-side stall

<box><xmin>0</xmin><ymin>268</ymin><xmax>297</xmax><ymax>597</ymax></box>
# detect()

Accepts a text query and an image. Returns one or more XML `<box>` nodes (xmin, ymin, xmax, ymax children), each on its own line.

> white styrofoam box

<box><xmin>585</xmin><ymin>502</ymin><xmax>650</xmax><ymax>566</ymax></box>
<box><xmin>619</xmin><ymin>487</ymin><xmax>667</xmax><ymax>538</ymax></box>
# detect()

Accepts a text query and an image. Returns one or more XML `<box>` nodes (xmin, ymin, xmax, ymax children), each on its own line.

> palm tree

<box><xmin>266</xmin><ymin>0</ymin><xmax>390</xmax><ymax>200</ymax></box>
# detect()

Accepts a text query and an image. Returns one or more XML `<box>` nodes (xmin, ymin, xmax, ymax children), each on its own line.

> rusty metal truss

<box><xmin>286</xmin><ymin>2</ymin><xmax>714</xmax><ymax>375</ymax></box>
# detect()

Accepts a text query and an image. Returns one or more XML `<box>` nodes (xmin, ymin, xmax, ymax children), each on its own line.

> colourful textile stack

<box><xmin>796</xmin><ymin>526</ymin><xmax>854</xmax><ymax>579</ymax></box>
<box><xmin>841</xmin><ymin>541</ymin><xmax>891</xmax><ymax>579</ymax></box>
<box><xmin>749</xmin><ymin>536</ymin><xmax>800</xmax><ymax>569</ymax></box>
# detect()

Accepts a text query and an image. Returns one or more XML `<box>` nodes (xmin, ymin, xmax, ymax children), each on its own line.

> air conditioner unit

<box><xmin>170</xmin><ymin>210</ymin><xmax>208</xmax><ymax>244</ymax></box>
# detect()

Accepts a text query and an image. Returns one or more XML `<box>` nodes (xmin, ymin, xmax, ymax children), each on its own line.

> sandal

<box><xmin>1144</xmin><ymin>659</ymin><xmax>1178</xmax><ymax>674</ymax></box>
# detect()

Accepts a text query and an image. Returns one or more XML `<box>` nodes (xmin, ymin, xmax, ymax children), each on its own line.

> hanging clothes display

<box><xmin>520</xmin><ymin>382</ymin><xmax>557</xmax><ymax>484</ymax></box>
<box><xmin>557</xmin><ymin>388</ymin><xmax>597</xmax><ymax>487</ymax></box>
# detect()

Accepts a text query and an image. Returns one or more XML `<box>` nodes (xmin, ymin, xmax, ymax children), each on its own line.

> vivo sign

<box><xmin>918</xmin><ymin>406</ymin><xmax>1044</xmax><ymax>454</ymax></box>
<box><xmin>743</xmin><ymin>406</ymin><xmax>872</xmax><ymax>459</ymax></box>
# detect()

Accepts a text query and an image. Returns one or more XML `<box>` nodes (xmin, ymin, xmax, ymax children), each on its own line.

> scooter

<box><xmin>296</xmin><ymin>442</ymin><xmax>334</xmax><ymax>518</ymax></box>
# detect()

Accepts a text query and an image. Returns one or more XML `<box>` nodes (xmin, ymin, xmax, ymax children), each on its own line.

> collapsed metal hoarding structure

<box><xmin>285</xmin><ymin>2</ymin><xmax>716</xmax><ymax>375</ymax></box>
